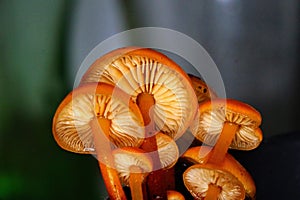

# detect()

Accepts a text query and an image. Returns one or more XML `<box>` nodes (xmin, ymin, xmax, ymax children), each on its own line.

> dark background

<box><xmin>0</xmin><ymin>0</ymin><xmax>299</xmax><ymax>199</ymax></box>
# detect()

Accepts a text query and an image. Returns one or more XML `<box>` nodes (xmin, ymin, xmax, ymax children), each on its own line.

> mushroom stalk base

<box><xmin>208</xmin><ymin>122</ymin><xmax>239</xmax><ymax>164</ymax></box>
<box><xmin>90</xmin><ymin>118</ymin><xmax>127</xmax><ymax>200</ymax></box>
<box><xmin>129</xmin><ymin>166</ymin><xmax>146</xmax><ymax>200</ymax></box>
<box><xmin>205</xmin><ymin>184</ymin><xmax>221</xmax><ymax>200</ymax></box>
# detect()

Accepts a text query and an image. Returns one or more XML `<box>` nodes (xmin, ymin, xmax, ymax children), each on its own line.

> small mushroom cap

<box><xmin>181</xmin><ymin>146</ymin><xmax>212</xmax><ymax>164</ymax></box>
<box><xmin>183</xmin><ymin>163</ymin><xmax>245</xmax><ymax>200</ymax></box>
<box><xmin>182</xmin><ymin>146</ymin><xmax>256</xmax><ymax>198</ymax></box>
<box><xmin>190</xmin><ymin>99</ymin><xmax>263</xmax><ymax>150</ymax></box>
<box><xmin>188</xmin><ymin>74</ymin><xmax>218</xmax><ymax>104</ymax></box>
<box><xmin>52</xmin><ymin>83</ymin><xmax>145</xmax><ymax>154</ymax></box>
<box><xmin>112</xmin><ymin>147</ymin><xmax>153</xmax><ymax>185</ymax></box>
<box><xmin>80</xmin><ymin>47</ymin><xmax>198</xmax><ymax>139</ymax></box>
<box><xmin>156</xmin><ymin>132</ymin><xmax>180</xmax><ymax>169</ymax></box>
<box><xmin>167</xmin><ymin>190</ymin><xmax>185</xmax><ymax>200</ymax></box>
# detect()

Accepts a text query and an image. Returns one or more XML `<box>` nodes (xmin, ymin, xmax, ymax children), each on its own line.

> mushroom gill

<box><xmin>182</xmin><ymin>146</ymin><xmax>256</xmax><ymax>199</ymax></box>
<box><xmin>112</xmin><ymin>147</ymin><xmax>153</xmax><ymax>186</ymax></box>
<box><xmin>191</xmin><ymin>103</ymin><xmax>262</xmax><ymax>150</ymax></box>
<box><xmin>54</xmin><ymin>88</ymin><xmax>145</xmax><ymax>153</ymax></box>
<box><xmin>81</xmin><ymin>53</ymin><xmax>196</xmax><ymax>139</ymax></box>
<box><xmin>183</xmin><ymin>165</ymin><xmax>245</xmax><ymax>200</ymax></box>
<box><xmin>156</xmin><ymin>133</ymin><xmax>179</xmax><ymax>169</ymax></box>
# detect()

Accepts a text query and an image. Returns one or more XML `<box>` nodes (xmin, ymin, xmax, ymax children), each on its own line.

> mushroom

<box><xmin>182</xmin><ymin>146</ymin><xmax>256</xmax><ymax>199</ymax></box>
<box><xmin>142</xmin><ymin>132</ymin><xmax>180</xmax><ymax>199</ymax></box>
<box><xmin>167</xmin><ymin>190</ymin><xmax>185</xmax><ymax>200</ymax></box>
<box><xmin>112</xmin><ymin>147</ymin><xmax>153</xmax><ymax>200</ymax></box>
<box><xmin>176</xmin><ymin>74</ymin><xmax>218</xmax><ymax>152</ymax></box>
<box><xmin>188</xmin><ymin>74</ymin><xmax>218</xmax><ymax>104</ymax></box>
<box><xmin>183</xmin><ymin>163</ymin><xmax>245</xmax><ymax>200</ymax></box>
<box><xmin>80</xmin><ymin>47</ymin><xmax>198</xmax><ymax>198</ymax></box>
<box><xmin>80</xmin><ymin>47</ymin><xmax>197</xmax><ymax>139</ymax></box>
<box><xmin>190</xmin><ymin>99</ymin><xmax>263</xmax><ymax>164</ymax></box>
<box><xmin>190</xmin><ymin>99</ymin><xmax>262</xmax><ymax>199</ymax></box>
<box><xmin>52</xmin><ymin>82</ymin><xmax>145</xmax><ymax>200</ymax></box>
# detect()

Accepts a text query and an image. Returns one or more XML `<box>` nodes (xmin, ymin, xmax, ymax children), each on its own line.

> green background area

<box><xmin>0</xmin><ymin>1</ymin><xmax>106</xmax><ymax>199</ymax></box>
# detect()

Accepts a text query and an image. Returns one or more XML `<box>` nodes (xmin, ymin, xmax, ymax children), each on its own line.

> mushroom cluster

<box><xmin>52</xmin><ymin>47</ymin><xmax>263</xmax><ymax>200</ymax></box>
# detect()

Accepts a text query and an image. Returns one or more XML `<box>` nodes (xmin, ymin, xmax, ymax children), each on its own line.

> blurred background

<box><xmin>0</xmin><ymin>0</ymin><xmax>299</xmax><ymax>199</ymax></box>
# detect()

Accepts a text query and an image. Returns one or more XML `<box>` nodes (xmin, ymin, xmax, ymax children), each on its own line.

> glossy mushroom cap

<box><xmin>188</xmin><ymin>74</ymin><xmax>218</xmax><ymax>104</ymax></box>
<box><xmin>80</xmin><ymin>47</ymin><xmax>198</xmax><ymax>139</ymax></box>
<box><xmin>191</xmin><ymin>99</ymin><xmax>263</xmax><ymax>150</ymax></box>
<box><xmin>112</xmin><ymin>147</ymin><xmax>153</xmax><ymax>185</ymax></box>
<box><xmin>52</xmin><ymin>83</ymin><xmax>145</xmax><ymax>154</ymax></box>
<box><xmin>181</xmin><ymin>145</ymin><xmax>212</xmax><ymax>164</ymax></box>
<box><xmin>183</xmin><ymin>163</ymin><xmax>245</xmax><ymax>200</ymax></box>
<box><xmin>182</xmin><ymin>146</ymin><xmax>256</xmax><ymax>198</ymax></box>
<box><xmin>167</xmin><ymin>190</ymin><xmax>185</xmax><ymax>200</ymax></box>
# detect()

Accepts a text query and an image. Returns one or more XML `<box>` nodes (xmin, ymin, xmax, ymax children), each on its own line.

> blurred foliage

<box><xmin>0</xmin><ymin>0</ymin><xmax>107</xmax><ymax>199</ymax></box>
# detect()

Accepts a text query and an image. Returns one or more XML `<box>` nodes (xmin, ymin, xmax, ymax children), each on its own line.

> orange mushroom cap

<box><xmin>80</xmin><ymin>47</ymin><xmax>198</xmax><ymax>139</ymax></box>
<box><xmin>191</xmin><ymin>99</ymin><xmax>263</xmax><ymax>150</ymax></box>
<box><xmin>182</xmin><ymin>146</ymin><xmax>256</xmax><ymax>199</ymax></box>
<box><xmin>188</xmin><ymin>74</ymin><xmax>218</xmax><ymax>104</ymax></box>
<box><xmin>183</xmin><ymin>163</ymin><xmax>245</xmax><ymax>200</ymax></box>
<box><xmin>52</xmin><ymin>83</ymin><xmax>145</xmax><ymax>154</ymax></box>
<box><xmin>167</xmin><ymin>190</ymin><xmax>185</xmax><ymax>200</ymax></box>
<box><xmin>112</xmin><ymin>147</ymin><xmax>153</xmax><ymax>185</ymax></box>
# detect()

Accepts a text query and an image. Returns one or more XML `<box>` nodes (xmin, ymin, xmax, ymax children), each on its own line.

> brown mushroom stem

<box><xmin>204</xmin><ymin>184</ymin><xmax>221</xmax><ymax>200</ymax></box>
<box><xmin>129</xmin><ymin>165</ymin><xmax>146</xmax><ymax>200</ymax></box>
<box><xmin>90</xmin><ymin>118</ymin><xmax>127</xmax><ymax>200</ymax></box>
<box><xmin>137</xmin><ymin>93</ymin><xmax>171</xmax><ymax>199</ymax></box>
<box><xmin>208</xmin><ymin>122</ymin><xmax>239</xmax><ymax>164</ymax></box>
<box><xmin>144</xmin><ymin>167</ymin><xmax>175</xmax><ymax>200</ymax></box>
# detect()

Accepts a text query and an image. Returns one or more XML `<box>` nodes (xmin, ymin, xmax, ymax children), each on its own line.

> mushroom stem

<box><xmin>129</xmin><ymin>165</ymin><xmax>146</xmax><ymax>200</ymax></box>
<box><xmin>204</xmin><ymin>122</ymin><xmax>238</xmax><ymax>200</ymax></box>
<box><xmin>136</xmin><ymin>92</ymin><xmax>155</xmax><ymax>129</ymax></box>
<box><xmin>136</xmin><ymin>92</ymin><xmax>159</xmax><ymax>166</ymax></box>
<box><xmin>137</xmin><ymin>93</ymin><xmax>170</xmax><ymax>199</ymax></box>
<box><xmin>208</xmin><ymin>122</ymin><xmax>239</xmax><ymax>164</ymax></box>
<box><xmin>90</xmin><ymin>118</ymin><xmax>127</xmax><ymax>200</ymax></box>
<box><xmin>204</xmin><ymin>184</ymin><xmax>221</xmax><ymax>200</ymax></box>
